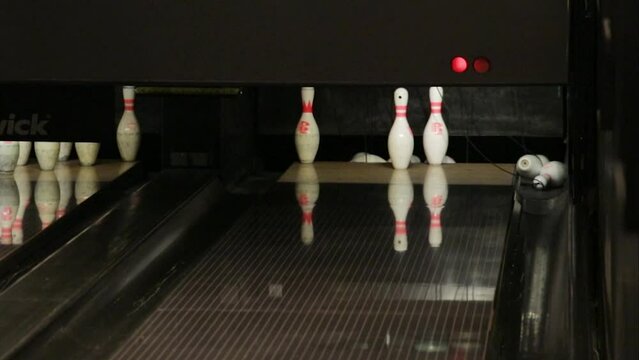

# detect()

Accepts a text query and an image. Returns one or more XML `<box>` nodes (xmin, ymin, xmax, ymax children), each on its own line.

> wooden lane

<box><xmin>279</xmin><ymin>162</ymin><xmax>515</xmax><ymax>186</ymax></box>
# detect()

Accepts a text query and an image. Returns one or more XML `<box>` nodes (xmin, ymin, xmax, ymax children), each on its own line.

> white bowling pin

<box><xmin>58</xmin><ymin>142</ymin><xmax>73</xmax><ymax>161</ymax></box>
<box><xmin>351</xmin><ymin>152</ymin><xmax>387</xmax><ymax>163</ymax></box>
<box><xmin>443</xmin><ymin>155</ymin><xmax>456</xmax><ymax>164</ymax></box>
<box><xmin>410</xmin><ymin>155</ymin><xmax>421</xmax><ymax>164</ymax></box>
<box><xmin>75</xmin><ymin>142</ymin><xmax>100</xmax><ymax>166</ymax></box>
<box><xmin>54</xmin><ymin>163</ymin><xmax>72</xmax><ymax>219</ymax></box>
<box><xmin>295</xmin><ymin>164</ymin><xmax>319</xmax><ymax>245</ymax></box>
<box><xmin>533</xmin><ymin>161</ymin><xmax>567</xmax><ymax>190</ymax></box>
<box><xmin>423</xmin><ymin>87</ymin><xmax>449</xmax><ymax>165</ymax></box>
<box><xmin>117</xmin><ymin>86</ymin><xmax>141</xmax><ymax>162</ymax></box>
<box><xmin>0</xmin><ymin>175</ymin><xmax>18</xmax><ymax>245</ymax></box>
<box><xmin>388</xmin><ymin>169</ymin><xmax>413</xmax><ymax>252</ymax></box>
<box><xmin>424</xmin><ymin>165</ymin><xmax>448</xmax><ymax>248</ymax></box>
<box><xmin>75</xmin><ymin>166</ymin><xmax>99</xmax><ymax>204</ymax></box>
<box><xmin>0</xmin><ymin>141</ymin><xmax>20</xmax><ymax>173</ymax></box>
<box><xmin>17</xmin><ymin>141</ymin><xmax>32</xmax><ymax>166</ymax></box>
<box><xmin>388</xmin><ymin>88</ymin><xmax>414</xmax><ymax>170</ymax></box>
<box><xmin>34</xmin><ymin>142</ymin><xmax>60</xmax><ymax>171</ymax></box>
<box><xmin>295</xmin><ymin>87</ymin><xmax>320</xmax><ymax>164</ymax></box>
<box><xmin>12</xmin><ymin>167</ymin><xmax>31</xmax><ymax>245</ymax></box>
<box><xmin>536</xmin><ymin>154</ymin><xmax>550</xmax><ymax>165</ymax></box>
<box><xmin>516</xmin><ymin>154</ymin><xmax>545</xmax><ymax>178</ymax></box>
<box><xmin>35</xmin><ymin>171</ymin><xmax>59</xmax><ymax>230</ymax></box>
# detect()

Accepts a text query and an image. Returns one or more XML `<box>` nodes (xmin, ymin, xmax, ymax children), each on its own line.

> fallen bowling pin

<box><xmin>516</xmin><ymin>154</ymin><xmax>545</xmax><ymax>178</ymax></box>
<box><xmin>351</xmin><ymin>152</ymin><xmax>387</xmax><ymax>163</ymax></box>
<box><xmin>533</xmin><ymin>161</ymin><xmax>567</xmax><ymax>190</ymax></box>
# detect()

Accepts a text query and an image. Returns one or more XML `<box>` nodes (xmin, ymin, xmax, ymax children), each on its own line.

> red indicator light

<box><xmin>473</xmin><ymin>57</ymin><xmax>491</xmax><ymax>73</ymax></box>
<box><xmin>451</xmin><ymin>56</ymin><xmax>468</xmax><ymax>73</ymax></box>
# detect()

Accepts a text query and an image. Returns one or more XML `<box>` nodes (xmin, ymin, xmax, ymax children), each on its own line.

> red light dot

<box><xmin>451</xmin><ymin>56</ymin><xmax>468</xmax><ymax>73</ymax></box>
<box><xmin>473</xmin><ymin>57</ymin><xmax>491</xmax><ymax>73</ymax></box>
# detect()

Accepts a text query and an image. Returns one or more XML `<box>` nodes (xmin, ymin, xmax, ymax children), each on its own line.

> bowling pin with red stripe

<box><xmin>117</xmin><ymin>86</ymin><xmax>141</xmax><ymax>162</ymax></box>
<box><xmin>388</xmin><ymin>88</ymin><xmax>414</xmax><ymax>169</ymax></box>
<box><xmin>388</xmin><ymin>169</ymin><xmax>413</xmax><ymax>252</ymax></box>
<box><xmin>423</xmin><ymin>87</ymin><xmax>448</xmax><ymax>165</ymax></box>
<box><xmin>424</xmin><ymin>165</ymin><xmax>448</xmax><ymax>248</ymax></box>
<box><xmin>295</xmin><ymin>87</ymin><xmax>320</xmax><ymax>164</ymax></box>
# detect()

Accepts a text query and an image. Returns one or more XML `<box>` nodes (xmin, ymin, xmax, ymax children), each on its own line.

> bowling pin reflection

<box><xmin>75</xmin><ymin>167</ymin><xmax>100</xmax><ymax>205</ymax></box>
<box><xmin>13</xmin><ymin>166</ymin><xmax>32</xmax><ymax>245</ymax></box>
<box><xmin>54</xmin><ymin>163</ymin><xmax>73</xmax><ymax>219</ymax></box>
<box><xmin>0</xmin><ymin>175</ymin><xmax>19</xmax><ymax>245</ymax></box>
<box><xmin>388</xmin><ymin>169</ymin><xmax>413</xmax><ymax>252</ymax></box>
<box><xmin>423</xmin><ymin>165</ymin><xmax>448</xmax><ymax>248</ymax></box>
<box><xmin>295</xmin><ymin>164</ymin><xmax>319</xmax><ymax>246</ymax></box>
<box><xmin>35</xmin><ymin>171</ymin><xmax>59</xmax><ymax>230</ymax></box>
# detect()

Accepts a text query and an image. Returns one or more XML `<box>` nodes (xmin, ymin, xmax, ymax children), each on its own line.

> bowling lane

<box><xmin>112</xmin><ymin>162</ymin><xmax>514</xmax><ymax>360</ymax></box>
<box><xmin>0</xmin><ymin>160</ymin><xmax>135</xmax><ymax>261</ymax></box>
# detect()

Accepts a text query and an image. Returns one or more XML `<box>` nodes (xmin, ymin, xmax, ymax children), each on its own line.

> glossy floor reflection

<box><xmin>0</xmin><ymin>161</ymin><xmax>133</xmax><ymax>260</ymax></box>
<box><xmin>113</xmin><ymin>163</ymin><xmax>513</xmax><ymax>360</ymax></box>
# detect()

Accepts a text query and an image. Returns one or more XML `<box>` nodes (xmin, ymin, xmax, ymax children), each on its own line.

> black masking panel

<box><xmin>0</xmin><ymin>0</ymin><xmax>568</xmax><ymax>85</ymax></box>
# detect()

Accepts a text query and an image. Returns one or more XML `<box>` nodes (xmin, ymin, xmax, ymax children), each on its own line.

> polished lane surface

<box><xmin>112</xmin><ymin>162</ymin><xmax>514</xmax><ymax>360</ymax></box>
<box><xmin>0</xmin><ymin>160</ymin><xmax>134</xmax><ymax>261</ymax></box>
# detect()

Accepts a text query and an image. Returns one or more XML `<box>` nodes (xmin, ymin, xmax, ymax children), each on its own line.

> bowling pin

<box><xmin>533</xmin><ymin>161</ymin><xmax>567</xmax><ymax>190</ymax></box>
<box><xmin>12</xmin><ymin>167</ymin><xmax>31</xmax><ymax>245</ymax></box>
<box><xmin>75</xmin><ymin>166</ymin><xmax>99</xmax><ymax>204</ymax></box>
<box><xmin>54</xmin><ymin>163</ymin><xmax>72</xmax><ymax>219</ymax></box>
<box><xmin>423</xmin><ymin>87</ymin><xmax>449</xmax><ymax>165</ymax></box>
<box><xmin>351</xmin><ymin>152</ymin><xmax>387</xmax><ymax>163</ymax></box>
<box><xmin>516</xmin><ymin>154</ymin><xmax>545</xmax><ymax>178</ymax></box>
<box><xmin>35</xmin><ymin>171</ymin><xmax>59</xmax><ymax>230</ymax></box>
<box><xmin>410</xmin><ymin>155</ymin><xmax>421</xmax><ymax>164</ymax></box>
<box><xmin>424</xmin><ymin>165</ymin><xmax>448</xmax><ymax>248</ymax></box>
<box><xmin>34</xmin><ymin>142</ymin><xmax>60</xmax><ymax>171</ymax></box>
<box><xmin>388</xmin><ymin>169</ymin><xmax>413</xmax><ymax>252</ymax></box>
<box><xmin>536</xmin><ymin>154</ymin><xmax>550</xmax><ymax>165</ymax></box>
<box><xmin>0</xmin><ymin>141</ymin><xmax>20</xmax><ymax>173</ymax></box>
<box><xmin>0</xmin><ymin>175</ymin><xmax>18</xmax><ymax>245</ymax></box>
<box><xmin>58</xmin><ymin>142</ymin><xmax>73</xmax><ymax>161</ymax></box>
<box><xmin>17</xmin><ymin>141</ymin><xmax>31</xmax><ymax>166</ymax></box>
<box><xmin>295</xmin><ymin>87</ymin><xmax>320</xmax><ymax>163</ymax></box>
<box><xmin>388</xmin><ymin>88</ymin><xmax>414</xmax><ymax>170</ymax></box>
<box><xmin>295</xmin><ymin>164</ymin><xmax>319</xmax><ymax>245</ymax></box>
<box><xmin>75</xmin><ymin>142</ymin><xmax>100</xmax><ymax>166</ymax></box>
<box><xmin>117</xmin><ymin>86</ymin><xmax>141</xmax><ymax>162</ymax></box>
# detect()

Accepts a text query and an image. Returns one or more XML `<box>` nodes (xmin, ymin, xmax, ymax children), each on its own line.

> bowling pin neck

<box><xmin>302</xmin><ymin>211</ymin><xmax>313</xmax><ymax>224</ymax></box>
<box><xmin>395</xmin><ymin>105</ymin><xmax>407</xmax><ymax>119</ymax></box>
<box><xmin>395</xmin><ymin>220</ymin><xmax>407</xmax><ymax>235</ymax></box>
<box><xmin>123</xmin><ymin>98</ymin><xmax>135</xmax><ymax>112</ymax></box>
<box><xmin>430</xmin><ymin>101</ymin><xmax>442</xmax><ymax>114</ymax></box>
<box><xmin>302</xmin><ymin>101</ymin><xmax>313</xmax><ymax>114</ymax></box>
<box><xmin>429</xmin><ymin>213</ymin><xmax>441</xmax><ymax>228</ymax></box>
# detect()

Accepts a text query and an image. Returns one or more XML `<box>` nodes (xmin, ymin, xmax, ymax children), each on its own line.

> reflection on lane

<box><xmin>0</xmin><ymin>175</ymin><xmax>18</xmax><ymax>245</ymax></box>
<box><xmin>424</xmin><ymin>165</ymin><xmax>448</xmax><ymax>248</ymax></box>
<box><xmin>388</xmin><ymin>169</ymin><xmax>413</xmax><ymax>252</ymax></box>
<box><xmin>0</xmin><ymin>163</ymin><xmax>103</xmax><ymax>259</ymax></box>
<box><xmin>295</xmin><ymin>164</ymin><xmax>319</xmax><ymax>246</ymax></box>
<box><xmin>113</xmin><ymin>164</ymin><xmax>512</xmax><ymax>360</ymax></box>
